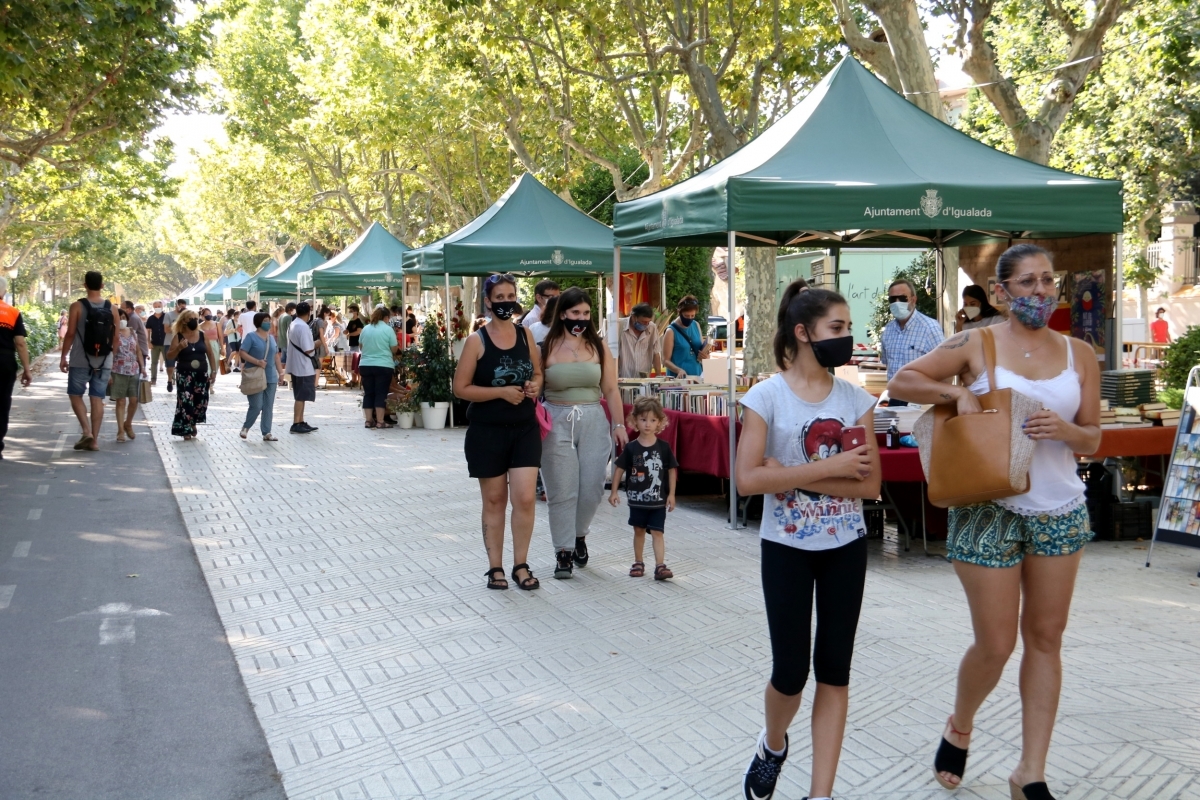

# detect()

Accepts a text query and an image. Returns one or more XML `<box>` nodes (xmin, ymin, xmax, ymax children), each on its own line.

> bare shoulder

<box><xmin>936</xmin><ymin>329</ymin><xmax>977</xmax><ymax>352</ymax></box>
<box><xmin>1067</xmin><ymin>334</ymin><xmax>1097</xmax><ymax>372</ymax></box>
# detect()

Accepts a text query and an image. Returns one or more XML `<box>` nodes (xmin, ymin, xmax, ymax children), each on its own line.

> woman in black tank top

<box><xmin>452</xmin><ymin>274</ymin><xmax>543</xmax><ymax>591</ymax></box>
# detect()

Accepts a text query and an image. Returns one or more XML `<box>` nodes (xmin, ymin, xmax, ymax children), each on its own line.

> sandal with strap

<box><xmin>364</xmin><ymin>421</ymin><xmax>376</xmax><ymax>429</ymax></box>
<box><xmin>653</xmin><ymin>563</ymin><xmax>674</xmax><ymax>581</ymax></box>
<box><xmin>629</xmin><ymin>561</ymin><xmax>645</xmax><ymax>577</ymax></box>
<box><xmin>484</xmin><ymin>567</ymin><xmax>508</xmax><ymax>590</ymax></box>
<box><xmin>933</xmin><ymin>716</ymin><xmax>971</xmax><ymax>790</ymax></box>
<box><xmin>1009</xmin><ymin>780</ymin><xmax>1055</xmax><ymax>800</ymax></box>
<box><xmin>510</xmin><ymin>563</ymin><xmax>540</xmax><ymax>591</ymax></box>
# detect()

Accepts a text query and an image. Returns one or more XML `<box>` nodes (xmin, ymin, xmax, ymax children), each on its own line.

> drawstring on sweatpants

<box><xmin>565</xmin><ymin>405</ymin><xmax>583</xmax><ymax>449</ymax></box>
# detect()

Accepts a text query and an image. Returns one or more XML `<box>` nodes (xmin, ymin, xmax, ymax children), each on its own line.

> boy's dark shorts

<box><xmin>628</xmin><ymin>506</ymin><xmax>667</xmax><ymax>533</ymax></box>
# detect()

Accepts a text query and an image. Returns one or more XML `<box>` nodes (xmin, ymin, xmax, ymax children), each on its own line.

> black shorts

<box><xmin>464</xmin><ymin>420</ymin><xmax>541</xmax><ymax>479</ymax></box>
<box><xmin>628</xmin><ymin>506</ymin><xmax>667</xmax><ymax>532</ymax></box>
<box><xmin>291</xmin><ymin>374</ymin><xmax>316</xmax><ymax>402</ymax></box>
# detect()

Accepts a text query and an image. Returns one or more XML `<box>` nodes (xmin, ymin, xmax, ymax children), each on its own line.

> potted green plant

<box><xmin>387</xmin><ymin>387</ymin><xmax>419</xmax><ymax>428</ymax></box>
<box><xmin>413</xmin><ymin>311</ymin><xmax>455</xmax><ymax>429</ymax></box>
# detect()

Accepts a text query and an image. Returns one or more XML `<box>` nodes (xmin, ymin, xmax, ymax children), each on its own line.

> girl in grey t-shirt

<box><xmin>735</xmin><ymin>283</ymin><xmax>881</xmax><ymax>800</ymax></box>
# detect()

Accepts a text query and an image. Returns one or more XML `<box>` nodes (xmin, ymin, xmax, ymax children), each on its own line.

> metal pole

<box><xmin>446</xmin><ymin>271</ymin><xmax>454</xmax><ymax>428</ymax></box>
<box><xmin>728</xmin><ymin>230</ymin><xmax>739</xmax><ymax>529</ymax></box>
<box><xmin>612</xmin><ymin>247</ymin><xmax>621</xmax><ymax>365</ymax></box>
<box><xmin>1114</xmin><ymin>233</ymin><xmax>1124</xmax><ymax>370</ymax></box>
<box><xmin>935</xmin><ymin>245</ymin><xmax>945</xmax><ymax>333</ymax></box>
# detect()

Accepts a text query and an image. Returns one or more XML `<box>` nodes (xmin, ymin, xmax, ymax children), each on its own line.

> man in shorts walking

<box><xmin>285</xmin><ymin>301</ymin><xmax>318</xmax><ymax>433</ymax></box>
<box><xmin>59</xmin><ymin>271</ymin><xmax>114</xmax><ymax>451</ymax></box>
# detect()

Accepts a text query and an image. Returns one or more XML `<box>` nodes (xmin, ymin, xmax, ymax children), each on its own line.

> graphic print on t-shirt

<box><xmin>773</xmin><ymin>415</ymin><xmax>865</xmax><ymax>542</ymax></box>
<box><xmin>620</xmin><ymin>440</ymin><xmax>678</xmax><ymax>507</ymax></box>
<box><xmin>491</xmin><ymin>354</ymin><xmax>533</xmax><ymax>387</ymax></box>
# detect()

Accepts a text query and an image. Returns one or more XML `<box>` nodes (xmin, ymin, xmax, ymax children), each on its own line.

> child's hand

<box><xmin>667</xmin><ymin>496</ymin><xmax>675</xmax><ymax>512</ymax></box>
<box><xmin>608</xmin><ymin>492</ymin><xmax>619</xmax><ymax>507</ymax></box>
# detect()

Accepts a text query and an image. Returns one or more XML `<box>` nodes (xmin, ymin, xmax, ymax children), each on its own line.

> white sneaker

<box><xmin>239</xmin><ymin>427</ymin><xmax>249</xmax><ymax>439</ymax></box>
<box><xmin>262</xmin><ymin>433</ymin><xmax>278</xmax><ymax>441</ymax></box>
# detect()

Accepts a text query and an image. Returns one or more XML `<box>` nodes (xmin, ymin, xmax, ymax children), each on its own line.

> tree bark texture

<box><xmin>741</xmin><ymin>247</ymin><xmax>778</xmax><ymax>377</ymax></box>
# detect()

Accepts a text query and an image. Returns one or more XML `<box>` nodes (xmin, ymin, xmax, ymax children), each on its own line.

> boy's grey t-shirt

<box><xmin>739</xmin><ymin>374</ymin><xmax>877</xmax><ymax>552</ymax></box>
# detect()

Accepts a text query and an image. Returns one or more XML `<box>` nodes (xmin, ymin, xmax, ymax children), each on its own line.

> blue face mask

<box><xmin>632</xmin><ymin>321</ymin><xmax>647</xmax><ymax>332</ymax></box>
<box><xmin>259</xmin><ymin>320</ymin><xmax>272</xmax><ymax>332</ymax></box>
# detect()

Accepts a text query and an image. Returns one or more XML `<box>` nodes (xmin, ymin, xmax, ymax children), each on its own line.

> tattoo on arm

<box><xmin>940</xmin><ymin>393</ymin><xmax>954</xmax><ymax>401</ymax></box>
<box><xmin>939</xmin><ymin>332</ymin><xmax>969</xmax><ymax>350</ymax></box>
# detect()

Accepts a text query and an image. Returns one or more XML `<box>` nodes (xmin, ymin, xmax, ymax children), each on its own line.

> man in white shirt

<box><xmin>285</xmin><ymin>301</ymin><xmax>318</xmax><ymax>434</ymax></box>
<box><xmin>238</xmin><ymin>300</ymin><xmax>258</xmax><ymax>340</ymax></box>
<box><xmin>521</xmin><ymin>279</ymin><xmax>560</xmax><ymax>331</ymax></box>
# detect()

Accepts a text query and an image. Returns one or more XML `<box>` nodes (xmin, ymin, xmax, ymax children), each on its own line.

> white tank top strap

<box><xmin>1065</xmin><ymin>332</ymin><xmax>1074</xmax><ymax>371</ymax></box>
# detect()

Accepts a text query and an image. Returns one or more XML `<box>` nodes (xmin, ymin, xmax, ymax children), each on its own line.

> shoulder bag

<box><xmin>240</xmin><ymin>337</ymin><xmax>268</xmax><ymax>395</ymax></box>
<box><xmin>911</xmin><ymin>326</ymin><xmax>1040</xmax><ymax>509</ymax></box>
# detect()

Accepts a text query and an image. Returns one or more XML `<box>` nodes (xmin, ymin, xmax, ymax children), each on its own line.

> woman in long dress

<box><xmin>166</xmin><ymin>310</ymin><xmax>218</xmax><ymax>440</ymax></box>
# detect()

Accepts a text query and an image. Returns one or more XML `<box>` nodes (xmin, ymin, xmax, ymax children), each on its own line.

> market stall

<box><xmin>246</xmin><ymin>244</ymin><xmax>326</xmax><ymax>300</ymax></box>
<box><xmin>202</xmin><ymin>270</ymin><xmax>251</xmax><ymax>305</ymax></box>
<box><xmin>296</xmin><ymin>222</ymin><xmax>410</xmax><ymax>297</ymax></box>
<box><xmin>612</xmin><ymin>54</ymin><xmax>1124</xmax><ymax>527</ymax></box>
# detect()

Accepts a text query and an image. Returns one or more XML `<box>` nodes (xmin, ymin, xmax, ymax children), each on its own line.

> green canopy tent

<box><xmin>402</xmin><ymin>173</ymin><xmax>665</xmax><ymax>278</ymax></box>
<box><xmin>187</xmin><ymin>278</ymin><xmax>219</xmax><ymax>306</ymax></box>
<box><xmin>245</xmin><ymin>246</ymin><xmax>326</xmax><ymax>299</ymax></box>
<box><xmin>613</xmin><ymin>55</ymin><xmax>1124</xmax><ymax>527</ymax></box>
<box><xmin>225</xmin><ymin>260</ymin><xmax>278</xmax><ymax>304</ymax></box>
<box><xmin>296</xmin><ymin>222</ymin><xmax>410</xmax><ymax>296</ymax></box>
<box><xmin>203</xmin><ymin>271</ymin><xmax>251</xmax><ymax>305</ymax></box>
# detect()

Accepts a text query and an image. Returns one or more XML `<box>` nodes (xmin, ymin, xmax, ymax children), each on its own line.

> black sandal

<box><xmin>365</xmin><ymin>421</ymin><xmax>376</xmax><ymax>429</ymax></box>
<box><xmin>510</xmin><ymin>563</ymin><xmax>540</xmax><ymax>591</ymax></box>
<box><xmin>1009</xmin><ymin>780</ymin><xmax>1055</xmax><ymax>800</ymax></box>
<box><xmin>933</xmin><ymin>716</ymin><xmax>971</xmax><ymax>790</ymax></box>
<box><xmin>485</xmin><ymin>567</ymin><xmax>508</xmax><ymax>590</ymax></box>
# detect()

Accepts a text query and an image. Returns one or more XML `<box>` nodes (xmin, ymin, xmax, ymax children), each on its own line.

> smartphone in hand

<box><xmin>841</xmin><ymin>425</ymin><xmax>868</xmax><ymax>452</ymax></box>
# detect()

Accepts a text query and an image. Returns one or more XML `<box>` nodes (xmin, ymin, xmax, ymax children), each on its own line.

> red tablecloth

<box><xmin>1085</xmin><ymin>425</ymin><xmax>1177</xmax><ymax>459</ymax></box>
<box><xmin>604</xmin><ymin>402</ymin><xmax>736</xmax><ymax>478</ymax></box>
<box><xmin>879</xmin><ymin>447</ymin><xmax>924</xmax><ymax>483</ymax></box>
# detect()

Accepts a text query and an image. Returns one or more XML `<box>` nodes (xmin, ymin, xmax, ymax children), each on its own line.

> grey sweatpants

<box><xmin>541</xmin><ymin>402</ymin><xmax>611</xmax><ymax>551</ymax></box>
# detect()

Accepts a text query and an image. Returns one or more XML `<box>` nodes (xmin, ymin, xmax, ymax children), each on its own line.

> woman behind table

<box><xmin>735</xmin><ymin>283</ymin><xmax>880</xmax><ymax>800</ymax></box>
<box><xmin>166</xmin><ymin>310</ymin><xmax>217</xmax><ymax>440</ymax></box>
<box><xmin>360</xmin><ymin>305</ymin><xmax>400</xmax><ymax>429</ymax></box>
<box><xmin>238</xmin><ymin>311</ymin><xmax>284</xmax><ymax>441</ymax></box>
<box><xmin>955</xmin><ymin>284</ymin><xmax>1005</xmax><ymax>333</ymax></box>
<box><xmin>345</xmin><ymin>304</ymin><xmax>364</xmax><ymax>353</ymax></box>
<box><xmin>540</xmin><ymin>287</ymin><xmax>628</xmax><ymax>579</ymax></box>
<box><xmin>110</xmin><ymin>307</ymin><xmax>147</xmax><ymax>442</ymax></box>
<box><xmin>661</xmin><ymin>295</ymin><xmax>710</xmax><ymax>378</ymax></box>
<box><xmin>888</xmin><ymin>244</ymin><xmax>1100</xmax><ymax>800</ymax></box>
<box><xmin>452</xmin><ymin>274</ymin><xmax>543</xmax><ymax>591</ymax></box>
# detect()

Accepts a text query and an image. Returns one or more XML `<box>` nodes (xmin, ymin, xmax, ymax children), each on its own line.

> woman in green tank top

<box><xmin>540</xmin><ymin>287</ymin><xmax>628</xmax><ymax>579</ymax></box>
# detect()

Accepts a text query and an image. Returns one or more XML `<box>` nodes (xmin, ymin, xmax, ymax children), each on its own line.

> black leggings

<box><xmin>360</xmin><ymin>366</ymin><xmax>392</xmax><ymax>410</ymax></box>
<box><xmin>761</xmin><ymin>537</ymin><xmax>867</xmax><ymax>696</ymax></box>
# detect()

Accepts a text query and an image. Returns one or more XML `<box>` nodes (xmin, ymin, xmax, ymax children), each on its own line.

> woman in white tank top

<box><xmin>888</xmin><ymin>244</ymin><xmax>1102</xmax><ymax>800</ymax></box>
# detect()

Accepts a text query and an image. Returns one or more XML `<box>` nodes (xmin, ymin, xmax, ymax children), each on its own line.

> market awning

<box><xmin>202</xmin><ymin>271</ymin><xmax>251</xmax><ymax>304</ymax></box>
<box><xmin>613</xmin><ymin>56</ymin><xmax>1123</xmax><ymax>248</ymax></box>
<box><xmin>403</xmin><ymin>173</ymin><xmax>664</xmax><ymax>276</ymax></box>
<box><xmin>297</xmin><ymin>222</ymin><xmax>409</xmax><ymax>294</ymax></box>
<box><xmin>246</xmin><ymin>246</ymin><xmax>326</xmax><ymax>297</ymax></box>
<box><xmin>186</xmin><ymin>278</ymin><xmax>219</xmax><ymax>306</ymax></box>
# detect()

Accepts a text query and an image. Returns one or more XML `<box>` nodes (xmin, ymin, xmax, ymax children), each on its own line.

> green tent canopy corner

<box><xmin>203</xmin><ymin>270</ymin><xmax>251</xmax><ymax>304</ymax></box>
<box><xmin>403</xmin><ymin>173</ymin><xmax>664</xmax><ymax>277</ymax></box>
<box><xmin>247</xmin><ymin>245</ymin><xmax>327</xmax><ymax>298</ymax></box>
<box><xmin>186</xmin><ymin>278</ymin><xmax>219</xmax><ymax>306</ymax></box>
<box><xmin>297</xmin><ymin>222</ymin><xmax>410</xmax><ymax>295</ymax></box>
<box><xmin>612</xmin><ymin>56</ymin><xmax>1123</xmax><ymax>249</ymax></box>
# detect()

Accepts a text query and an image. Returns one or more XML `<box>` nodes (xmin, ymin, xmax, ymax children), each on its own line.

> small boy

<box><xmin>609</xmin><ymin>397</ymin><xmax>678</xmax><ymax>580</ymax></box>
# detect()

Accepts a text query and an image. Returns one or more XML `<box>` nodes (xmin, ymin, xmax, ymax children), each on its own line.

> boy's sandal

<box><xmin>510</xmin><ymin>563</ymin><xmax>540</xmax><ymax>590</ymax></box>
<box><xmin>653</xmin><ymin>564</ymin><xmax>674</xmax><ymax>581</ymax></box>
<box><xmin>629</xmin><ymin>562</ymin><xmax>645</xmax><ymax>577</ymax></box>
<box><xmin>485</xmin><ymin>567</ymin><xmax>508</xmax><ymax>590</ymax></box>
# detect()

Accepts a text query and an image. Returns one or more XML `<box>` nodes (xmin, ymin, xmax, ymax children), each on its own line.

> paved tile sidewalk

<box><xmin>140</xmin><ymin>373</ymin><xmax>1200</xmax><ymax>800</ymax></box>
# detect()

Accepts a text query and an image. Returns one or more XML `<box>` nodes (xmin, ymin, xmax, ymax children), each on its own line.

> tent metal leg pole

<box><xmin>446</xmin><ymin>271</ymin><xmax>453</xmax><ymax>428</ymax></box>
<box><xmin>728</xmin><ymin>230</ymin><xmax>739</xmax><ymax>530</ymax></box>
<box><xmin>612</xmin><ymin>247</ymin><xmax>621</xmax><ymax>365</ymax></box>
<box><xmin>1114</xmin><ymin>233</ymin><xmax>1124</xmax><ymax>369</ymax></box>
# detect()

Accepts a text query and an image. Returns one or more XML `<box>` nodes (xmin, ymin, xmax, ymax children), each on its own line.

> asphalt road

<box><xmin>0</xmin><ymin>365</ymin><xmax>285</xmax><ymax>800</ymax></box>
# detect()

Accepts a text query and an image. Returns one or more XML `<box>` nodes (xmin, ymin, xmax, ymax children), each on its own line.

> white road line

<box><xmin>50</xmin><ymin>433</ymin><xmax>68</xmax><ymax>461</ymax></box>
<box><xmin>36</xmin><ymin>485</ymin><xmax>48</xmax><ymax>495</ymax></box>
<box><xmin>13</xmin><ymin>542</ymin><xmax>30</xmax><ymax>558</ymax></box>
<box><xmin>0</xmin><ymin>586</ymin><xmax>14</xmax><ymax>610</ymax></box>
<box><xmin>26</xmin><ymin>509</ymin><xmax>41</xmax><ymax>521</ymax></box>
<box><xmin>99</xmin><ymin>617</ymin><xmax>136</xmax><ymax>645</ymax></box>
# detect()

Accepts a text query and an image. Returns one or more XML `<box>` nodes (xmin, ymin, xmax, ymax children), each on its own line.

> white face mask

<box><xmin>963</xmin><ymin>306</ymin><xmax>981</xmax><ymax>320</ymax></box>
<box><xmin>119</xmin><ymin>320</ymin><xmax>129</xmax><ymax>330</ymax></box>
<box><xmin>890</xmin><ymin>301</ymin><xmax>913</xmax><ymax>321</ymax></box>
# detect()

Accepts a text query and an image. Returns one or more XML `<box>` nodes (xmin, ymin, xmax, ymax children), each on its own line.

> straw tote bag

<box><xmin>911</xmin><ymin>327</ymin><xmax>1040</xmax><ymax>509</ymax></box>
<box><xmin>239</xmin><ymin>338</ymin><xmax>269</xmax><ymax>395</ymax></box>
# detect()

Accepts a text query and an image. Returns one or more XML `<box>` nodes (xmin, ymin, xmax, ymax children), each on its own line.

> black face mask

<box><xmin>204</xmin><ymin>314</ymin><xmax>213</xmax><ymax>321</ymax></box>
<box><xmin>490</xmin><ymin>301</ymin><xmax>519</xmax><ymax>320</ymax></box>
<box><xmin>186</xmin><ymin>319</ymin><xmax>199</xmax><ymax>331</ymax></box>
<box><xmin>566</xmin><ymin>320</ymin><xmax>589</xmax><ymax>337</ymax></box>
<box><xmin>809</xmin><ymin>334</ymin><xmax>853</xmax><ymax>368</ymax></box>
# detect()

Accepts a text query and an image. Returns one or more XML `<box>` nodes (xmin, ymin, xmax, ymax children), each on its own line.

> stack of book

<box><xmin>656</xmin><ymin>384</ymin><xmax>745</xmax><ymax>417</ymax></box>
<box><xmin>874</xmin><ymin>409</ymin><xmax>899</xmax><ymax>433</ymax></box>
<box><xmin>1100</xmin><ymin>369</ymin><xmax>1156</xmax><ymax>407</ymax></box>
<box><xmin>1139</xmin><ymin>402</ymin><xmax>1181</xmax><ymax>425</ymax></box>
<box><xmin>859</xmin><ymin>369</ymin><xmax>889</xmax><ymax>394</ymax></box>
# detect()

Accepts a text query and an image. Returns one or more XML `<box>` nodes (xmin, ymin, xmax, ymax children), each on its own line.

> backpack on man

<box><xmin>79</xmin><ymin>298</ymin><xmax>115</xmax><ymax>362</ymax></box>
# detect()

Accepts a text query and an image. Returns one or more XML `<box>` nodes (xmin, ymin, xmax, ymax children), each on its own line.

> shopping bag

<box><xmin>139</xmin><ymin>379</ymin><xmax>153</xmax><ymax>404</ymax></box>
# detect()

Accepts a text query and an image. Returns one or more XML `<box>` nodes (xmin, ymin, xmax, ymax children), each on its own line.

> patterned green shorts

<box><xmin>947</xmin><ymin>501</ymin><xmax>1092</xmax><ymax>568</ymax></box>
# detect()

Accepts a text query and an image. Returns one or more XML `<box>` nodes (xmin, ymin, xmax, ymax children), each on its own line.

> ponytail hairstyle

<box><xmin>541</xmin><ymin>287</ymin><xmax>606</xmax><ymax>376</ymax></box>
<box><xmin>773</xmin><ymin>281</ymin><xmax>847</xmax><ymax>370</ymax></box>
<box><xmin>996</xmin><ymin>243</ymin><xmax>1052</xmax><ymax>284</ymax></box>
